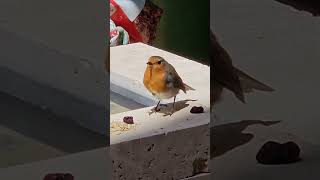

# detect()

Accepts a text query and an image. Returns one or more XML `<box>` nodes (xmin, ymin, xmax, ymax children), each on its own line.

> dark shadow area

<box><xmin>211</xmin><ymin>120</ymin><xmax>281</xmax><ymax>159</ymax></box>
<box><xmin>275</xmin><ymin>0</ymin><xmax>320</xmax><ymax>16</ymax></box>
<box><xmin>0</xmin><ymin>92</ymin><xmax>107</xmax><ymax>154</ymax></box>
<box><xmin>151</xmin><ymin>0</ymin><xmax>210</xmax><ymax>64</ymax></box>
<box><xmin>148</xmin><ymin>99</ymin><xmax>197</xmax><ymax>116</ymax></box>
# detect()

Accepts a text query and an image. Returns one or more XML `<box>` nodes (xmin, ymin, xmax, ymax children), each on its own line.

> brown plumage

<box><xmin>143</xmin><ymin>56</ymin><xmax>194</xmax><ymax>114</ymax></box>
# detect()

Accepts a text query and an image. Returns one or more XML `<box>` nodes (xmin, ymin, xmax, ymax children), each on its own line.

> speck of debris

<box><xmin>123</xmin><ymin>116</ymin><xmax>134</xmax><ymax>124</ymax></box>
<box><xmin>43</xmin><ymin>173</ymin><xmax>74</xmax><ymax>180</ymax></box>
<box><xmin>256</xmin><ymin>141</ymin><xmax>301</xmax><ymax>164</ymax></box>
<box><xmin>190</xmin><ymin>106</ymin><xmax>204</xmax><ymax>114</ymax></box>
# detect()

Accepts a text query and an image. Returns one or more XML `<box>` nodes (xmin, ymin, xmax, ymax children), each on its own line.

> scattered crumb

<box><xmin>43</xmin><ymin>173</ymin><xmax>74</xmax><ymax>180</ymax></box>
<box><xmin>110</xmin><ymin>121</ymin><xmax>137</xmax><ymax>135</ymax></box>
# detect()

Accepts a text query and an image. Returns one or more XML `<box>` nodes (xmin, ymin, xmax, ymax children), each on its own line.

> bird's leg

<box><xmin>170</xmin><ymin>96</ymin><xmax>176</xmax><ymax>115</ymax></box>
<box><xmin>155</xmin><ymin>100</ymin><xmax>161</xmax><ymax>112</ymax></box>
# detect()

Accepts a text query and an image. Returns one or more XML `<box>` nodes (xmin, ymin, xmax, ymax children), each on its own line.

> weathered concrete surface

<box><xmin>182</xmin><ymin>173</ymin><xmax>210</xmax><ymax>180</ymax></box>
<box><xmin>110</xmin><ymin>98</ymin><xmax>210</xmax><ymax>179</ymax></box>
<box><xmin>111</xmin><ymin>124</ymin><xmax>209</xmax><ymax>180</ymax></box>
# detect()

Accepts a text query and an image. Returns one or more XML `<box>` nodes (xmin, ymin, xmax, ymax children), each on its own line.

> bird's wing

<box><xmin>165</xmin><ymin>63</ymin><xmax>186</xmax><ymax>93</ymax></box>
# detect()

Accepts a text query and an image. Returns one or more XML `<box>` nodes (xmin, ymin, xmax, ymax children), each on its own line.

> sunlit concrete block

<box><xmin>110</xmin><ymin>43</ymin><xmax>210</xmax><ymax>179</ymax></box>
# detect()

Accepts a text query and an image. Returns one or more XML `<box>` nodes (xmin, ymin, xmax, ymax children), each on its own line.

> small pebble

<box><xmin>190</xmin><ymin>106</ymin><xmax>204</xmax><ymax>114</ymax></box>
<box><xmin>123</xmin><ymin>116</ymin><xmax>134</xmax><ymax>124</ymax></box>
<box><xmin>256</xmin><ymin>141</ymin><xmax>300</xmax><ymax>164</ymax></box>
<box><xmin>43</xmin><ymin>173</ymin><xmax>74</xmax><ymax>180</ymax></box>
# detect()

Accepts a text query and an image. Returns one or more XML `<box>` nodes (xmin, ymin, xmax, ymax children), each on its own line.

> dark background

<box><xmin>152</xmin><ymin>0</ymin><xmax>210</xmax><ymax>64</ymax></box>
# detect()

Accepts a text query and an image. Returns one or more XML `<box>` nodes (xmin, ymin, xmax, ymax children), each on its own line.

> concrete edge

<box><xmin>0</xmin><ymin>27</ymin><xmax>107</xmax><ymax>107</ymax></box>
<box><xmin>0</xmin><ymin>66</ymin><xmax>108</xmax><ymax>135</ymax></box>
<box><xmin>110</xmin><ymin>71</ymin><xmax>157</xmax><ymax>107</ymax></box>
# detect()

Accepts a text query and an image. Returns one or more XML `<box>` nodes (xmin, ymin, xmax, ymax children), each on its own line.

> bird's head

<box><xmin>146</xmin><ymin>56</ymin><xmax>166</xmax><ymax>70</ymax></box>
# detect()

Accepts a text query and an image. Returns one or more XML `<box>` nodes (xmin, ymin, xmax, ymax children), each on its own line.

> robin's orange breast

<box><xmin>143</xmin><ymin>66</ymin><xmax>168</xmax><ymax>94</ymax></box>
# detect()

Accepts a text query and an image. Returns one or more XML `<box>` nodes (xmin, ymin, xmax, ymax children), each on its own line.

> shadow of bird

<box><xmin>210</xmin><ymin>30</ymin><xmax>275</xmax><ymax>110</ymax></box>
<box><xmin>148</xmin><ymin>99</ymin><xmax>197</xmax><ymax>116</ymax></box>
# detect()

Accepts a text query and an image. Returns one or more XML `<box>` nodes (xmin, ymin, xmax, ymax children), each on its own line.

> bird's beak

<box><xmin>147</xmin><ymin>62</ymin><xmax>153</xmax><ymax>65</ymax></box>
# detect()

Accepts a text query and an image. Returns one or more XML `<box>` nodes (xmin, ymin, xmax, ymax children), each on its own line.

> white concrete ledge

<box><xmin>110</xmin><ymin>43</ymin><xmax>210</xmax><ymax>105</ymax></box>
<box><xmin>110</xmin><ymin>71</ymin><xmax>157</xmax><ymax>107</ymax></box>
<box><xmin>110</xmin><ymin>43</ymin><xmax>210</xmax><ymax>179</ymax></box>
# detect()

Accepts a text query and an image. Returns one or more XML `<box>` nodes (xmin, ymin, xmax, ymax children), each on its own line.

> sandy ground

<box><xmin>0</xmin><ymin>92</ymin><xmax>107</xmax><ymax>168</ymax></box>
<box><xmin>211</xmin><ymin>0</ymin><xmax>320</xmax><ymax>179</ymax></box>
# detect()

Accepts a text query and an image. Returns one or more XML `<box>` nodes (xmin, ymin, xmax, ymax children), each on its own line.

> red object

<box><xmin>110</xmin><ymin>0</ymin><xmax>143</xmax><ymax>43</ymax></box>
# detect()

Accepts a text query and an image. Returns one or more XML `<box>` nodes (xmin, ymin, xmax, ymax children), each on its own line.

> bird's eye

<box><xmin>157</xmin><ymin>61</ymin><xmax>162</xmax><ymax>64</ymax></box>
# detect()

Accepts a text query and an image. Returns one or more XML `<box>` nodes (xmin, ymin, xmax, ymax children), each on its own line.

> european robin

<box><xmin>143</xmin><ymin>56</ymin><xmax>195</xmax><ymax>114</ymax></box>
<box><xmin>210</xmin><ymin>30</ymin><xmax>274</xmax><ymax>110</ymax></box>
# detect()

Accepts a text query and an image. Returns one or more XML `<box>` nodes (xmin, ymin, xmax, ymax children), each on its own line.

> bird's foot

<box><xmin>148</xmin><ymin>106</ymin><xmax>160</xmax><ymax>115</ymax></box>
<box><xmin>154</xmin><ymin>107</ymin><xmax>161</xmax><ymax>112</ymax></box>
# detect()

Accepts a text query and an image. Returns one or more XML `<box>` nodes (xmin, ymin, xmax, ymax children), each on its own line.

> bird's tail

<box><xmin>234</xmin><ymin>67</ymin><xmax>275</xmax><ymax>93</ymax></box>
<box><xmin>184</xmin><ymin>83</ymin><xmax>195</xmax><ymax>92</ymax></box>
